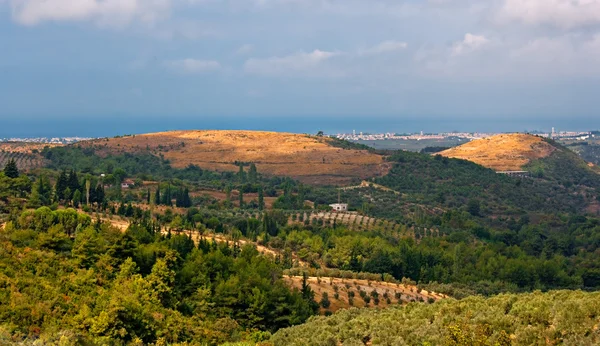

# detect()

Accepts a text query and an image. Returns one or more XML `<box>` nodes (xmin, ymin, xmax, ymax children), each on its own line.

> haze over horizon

<box><xmin>1</xmin><ymin>115</ymin><xmax>598</xmax><ymax>139</ymax></box>
<box><xmin>2</xmin><ymin>0</ymin><xmax>600</xmax><ymax>134</ymax></box>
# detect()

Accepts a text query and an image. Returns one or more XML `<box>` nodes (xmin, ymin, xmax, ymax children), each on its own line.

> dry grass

<box><xmin>285</xmin><ymin>276</ymin><xmax>446</xmax><ymax>314</ymax></box>
<box><xmin>82</xmin><ymin>130</ymin><xmax>389</xmax><ymax>185</ymax></box>
<box><xmin>0</xmin><ymin>142</ymin><xmax>62</xmax><ymax>154</ymax></box>
<box><xmin>440</xmin><ymin>133</ymin><xmax>556</xmax><ymax>171</ymax></box>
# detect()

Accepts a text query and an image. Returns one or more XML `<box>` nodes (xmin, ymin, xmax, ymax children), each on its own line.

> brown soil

<box><xmin>440</xmin><ymin>133</ymin><xmax>556</xmax><ymax>171</ymax></box>
<box><xmin>81</xmin><ymin>130</ymin><xmax>390</xmax><ymax>185</ymax></box>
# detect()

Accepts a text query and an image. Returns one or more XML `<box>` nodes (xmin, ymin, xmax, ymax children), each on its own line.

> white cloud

<box><xmin>451</xmin><ymin>33</ymin><xmax>489</xmax><ymax>56</ymax></box>
<box><xmin>10</xmin><ymin>0</ymin><xmax>170</xmax><ymax>26</ymax></box>
<box><xmin>244</xmin><ymin>49</ymin><xmax>341</xmax><ymax>76</ymax></box>
<box><xmin>508</xmin><ymin>34</ymin><xmax>600</xmax><ymax>76</ymax></box>
<box><xmin>165</xmin><ymin>59</ymin><xmax>221</xmax><ymax>73</ymax></box>
<box><xmin>360</xmin><ymin>40</ymin><xmax>408</xmax><ymax>56</ymax></box>
<box><xmin>236</xmin><ymin>44</ymin><xmax>255</xmax><ymax>55</ymax></box>
<box><xmin>499</xmin><ymin>0</ymin><xmax>600</xmax><ymax>29</ymax></box>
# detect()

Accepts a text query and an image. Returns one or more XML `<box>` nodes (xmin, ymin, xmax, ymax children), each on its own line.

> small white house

<box><xmin>329</xmin><ymin>203</ymin><xmax>348</xmax><ymax>212</ymax></box>
<box><xmin>121</xmin><ymin>179</ymin><xmax>135</xmax><ymax>189</ymax></box>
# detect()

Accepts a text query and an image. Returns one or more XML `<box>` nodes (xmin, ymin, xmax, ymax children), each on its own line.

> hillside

<box><xmin>285</xmin><ymin>276</ymin><xmax>444</xmax><ymax>314</ymax></box>
<box><xmin>439</xmin><ymin>133</ymin><xmax>556</xmax><ymax>171</ymax></box>
<box><xmin>79</xmin><ymin>130</ymin><xmax>389</xmax><ymax>185</ymax></box>
<box><xmin>271</xmin><ymin>290</ymin><xmax>600</xmax><ymax>345</ymax></box>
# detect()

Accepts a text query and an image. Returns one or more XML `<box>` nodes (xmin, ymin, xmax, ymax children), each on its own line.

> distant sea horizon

<box><xmin>1</xmin><ymin>115</ymin><xmax>598</xmax><ymax>139</ymax></box>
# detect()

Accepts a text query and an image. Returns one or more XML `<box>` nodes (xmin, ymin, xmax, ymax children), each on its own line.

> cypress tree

<box><xmin>55</xmin><ymin>170</ymin><xmax>68</xmax><ymax>202</ymax></box>
<box><xmin>155</xmin><ymin>186</ymin><xmax>161</xmax><ymax>205</ymax></box>
<box><xmin>147</xmin><ymin>188</ymin><xmax>151</xmax><ymax>204</ymax></box>
<box><xmin>238</xmin><ymin>163</ymin><xmax>246</xmax><ymax>183</ymax></box>
<box><xmin>94</xmin><ymin>184</ymin><xmax>105</xmax><ymax>204</ymax></box>
<box><xmin>248</xmin><ymin>163</ymin><xmax>258</xmax><ymax>183</ymax></box>
<box><xmin>3</xmin><ymin>158</ymin><xmax>19</xmax><ymax>178</ymax></box>
<box><xmin>258</xmin><ymin>186</ymin><xmax>265</xmax><ymax>211</ymax></box>
<box><xmin>238</xmin><ymin>189</ymin><xmax>244</xmax><ymax>208</ymax></box>
<box><xmin>67</xmin><ymin>170</ymin><xmax>80</xmax><ymax>196</ymax></box>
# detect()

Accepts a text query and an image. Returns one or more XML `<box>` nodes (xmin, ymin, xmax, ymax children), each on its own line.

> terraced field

<box><xmin>0</xmin><ymin>151</ymin><xmax>46</xmax><ymax>171</ymax></box>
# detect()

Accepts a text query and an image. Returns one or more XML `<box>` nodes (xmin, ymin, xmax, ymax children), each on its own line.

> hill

<box><xmin>439</xmin><ymin>133</ymin><xmax>556</xmax><ymax>171</ymax></box>
<box><xmin>284</xmin><ymin>276</ymin><xmax>444</xmax><ymax>314</ymax></box>
<box><xmin>271</xmin><ymin>290</ymin><xmax>600</xmax><ymax>345</ymax></box>
<box><xmin>79</xmin><ymin>130</ymin><xmax>389</xmax><ymax>185</ymax></box>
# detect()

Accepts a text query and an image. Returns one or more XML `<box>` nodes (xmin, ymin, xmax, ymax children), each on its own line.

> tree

<box><xmin>238</xmin><ymin>163</ymin><xmax>246</xmax><ymax>183</ymax></box>
<box><xmin>55</xmin><ymin>170</ymin><xmax>68</xmax><ymax>201</ymax></box>
<box><xmin>147</xmin><ymin>188</ymin><xmax>151</xmax><ymax>204</ymax></box>
<box><xmin>67</xmin><ymin>170</ymin><xmax>80</xmax><ymax>196</ymax></box>
<box><xmin>249</xmin><ymin>163</ymin><xmax>258</xmax><ymax>183</ymax></box>
<box><xmin>155</xmin><ymin>186</ymin><xmax>161</xmax><ymax>205</ymax></box>
<box><xmin>85</xmin><ymin>179</ymin><xmax>91</xmax><ymax>206</ymax></box>
<box><xmin>239</xmin><ymin>190</ymin><xmax>244</xmax><ymax>208</ymax></box>
<box><xmin>258</xmin><ymin>187</ymin><xmax>265</xmax><ymax>211</ymax></box>
<box><xmin>320</xmin><ymin>292</ymin><xmax>331</xmax><ymax>309</ymax></box>
<box><xmin>73</xmin><ymin>190</ymin><xmax>82</xmax><ymax>208</ymax></box>
<box><xmin>94</xmin><ymin>184</ymin><xmax>105</xmax><ymax>205</ymax></box>
<box><xmin>467</xmin><ymin>199</ymin><xmax>481</xmax><ymax>217</ymax></box>
<box><xmin>3</xmin><ymin>158</ymin><xmax>19</xmax><ymax>178</ymax></box>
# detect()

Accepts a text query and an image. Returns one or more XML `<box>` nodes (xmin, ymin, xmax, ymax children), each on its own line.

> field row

<box><xmin>0</xmin><ymin>151</ymin><xmax>45</xmax><ymax>171</ymax></box>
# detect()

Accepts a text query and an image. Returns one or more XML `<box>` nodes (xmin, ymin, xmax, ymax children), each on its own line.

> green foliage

<box><xmin>3</xmin><ymin>158</ymin><xmax>19</xmax><ymax>178</ymax></box>
<box><xmin>0</xmin><ymin>208</ymin><xmax>315</xmax><ymax>345</ymax></box>
<box><xmin>272</xmin><ymin>290</ymin><xmax>600</xmax><ymax>345</ymax></box>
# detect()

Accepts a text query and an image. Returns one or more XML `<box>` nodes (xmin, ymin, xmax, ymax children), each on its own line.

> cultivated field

<box><xmin>289</xmin><ymin>211</ymin><xmax>440</xmax><ymax>239</ymax></box>
<box><xmin>285</xmin><ymin>276</ymin><xmax>446</xmax><ymax>313</ymax></box>
<box><xmin>80</xmin><ymin>130</ymin><xmax>390</xmax><ymax>185</ymax></box>
<box><xmin>440</xmin><ymin>133</ymin><xmax>556</xmax><ymax>171</ymax></box>
<box><xmin>0</xmin><ymin>142</ymin><xmax>53</xmax><ymax>171</ymax></box>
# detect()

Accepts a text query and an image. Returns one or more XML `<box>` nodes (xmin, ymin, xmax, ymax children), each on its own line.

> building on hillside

<box><xmin>121</xmin><ymin>179</ymin><xmax>136</xmax><ymax>189</ymax></box>
<box><xmin>330</xmin><ymin>203</ymin><xmax>348</xmax><ymax>212</ymax></box>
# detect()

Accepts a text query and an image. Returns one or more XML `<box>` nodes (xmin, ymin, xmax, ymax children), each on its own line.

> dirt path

<box><xmin>96</xmin><ymin>214</ymin><xmax>309</xmax><ymax>267</ymax></box>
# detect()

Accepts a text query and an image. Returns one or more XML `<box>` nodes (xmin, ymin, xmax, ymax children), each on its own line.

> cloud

<box><xmin>244</xmin><ymin>49</ymin><xmax>341</xmax><ymax>76</ymax></box>
<box><xmin>236</xmin><ymin>44</ymin><xmax>255</xmax><ymax>55</ymax></box>
<box><xmin>451</xmin><ymin>33</ymin><xmax>489</xmax><ymax>56</ymax></box>
<box><xmin>499</xmin><ymin>0</ymin><xmax>600</xmax><ymax>29</ymax></box>
<box><xmin>360</xmin><ymin>40</ymin><xmax>408</xmax><ymax>56</ymax></box>
<box><xmin>10</xmin><ymin>0</ymin><xmax>170</xmax><ymax>26</ymax></box>
<box><xmin>165</xmin><ymin>59</ymin><xmax>221</xmax><ymax>73</ymax></box>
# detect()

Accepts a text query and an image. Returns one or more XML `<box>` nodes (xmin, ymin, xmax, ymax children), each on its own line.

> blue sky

<box><xmin>1</xmin><ymin>0</ymin><xmax>600</xmax><ymax>135</ymax></box>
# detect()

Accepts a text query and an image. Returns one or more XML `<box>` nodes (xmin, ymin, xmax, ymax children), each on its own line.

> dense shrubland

<box><xmin>0</xmin><ymin>207</ymin><xmax>316</xmax><ymax>345</ymax></box>
<box><xmin>271</xmin><ymin>290</ymin><xmax>600</xmax><ymax>345</ymax></box>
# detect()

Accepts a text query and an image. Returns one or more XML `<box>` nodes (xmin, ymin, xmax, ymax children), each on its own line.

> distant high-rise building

<box><xmin>420</xmin><ymin>131</ymin><xmax>424</xmax><ymax>136</ymax></box>
<box><xmin>552</xmin><ymin>127</ymin><xmax>555</xmax><ymax>138</ymax></box>
<box><xmin>353</xmin><ymin>130</ymin><xmax>356</xmax><ymax>136</ymax></box>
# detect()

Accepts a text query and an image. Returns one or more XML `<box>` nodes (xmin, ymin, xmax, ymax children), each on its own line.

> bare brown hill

<box><xmin>439</xmin><ymin>133</ymin><xmax>556</xmax><ymax>171</ymax></box>
<box><xmin>82</xmin><ymin>130</ymin><xmax>389</xmax><ymax>185</ymax></box>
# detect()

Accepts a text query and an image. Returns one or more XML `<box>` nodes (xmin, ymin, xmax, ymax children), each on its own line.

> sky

<box><xmin>1</xmin><ymin>0</ymin><xmax>600</xmax><ymax>136</ymax></box>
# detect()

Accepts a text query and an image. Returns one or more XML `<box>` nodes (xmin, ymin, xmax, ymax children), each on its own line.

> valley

<box><xmin>1</xmin><ymin>130</ymin><xmax>600</xmax><ymax>345</ymax></box>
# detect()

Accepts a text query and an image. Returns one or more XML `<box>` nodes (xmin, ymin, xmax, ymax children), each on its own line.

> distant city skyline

<box><xmin>1</xmin><ymin>116</ymin><xmax>598</xmax><ymax>140</ymax></box>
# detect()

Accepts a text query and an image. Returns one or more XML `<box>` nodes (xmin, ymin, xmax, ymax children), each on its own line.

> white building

<box><xmin>329</xmin><ymin>203</ymin><xmax>348</xmax><ymax>212</ymax></box>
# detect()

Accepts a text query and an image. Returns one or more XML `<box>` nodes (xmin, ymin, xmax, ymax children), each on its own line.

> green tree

<box><xmin>3</xmin><ymin>158</ymin><xmax>19</xmax><ymax>178</ymax></box>
<box><xmin>248</xmin><ymin>163</ymin><xmax>258</xmax><ymax>183</ymax></box>
<box><xmin>73</xmin><ymin>189</ymin><xmax>82</xmax><ymax>208</ymax></box>
<box><xmin>258</xmin><ymin>187</ymin><xmax>265</xmax><ymax>211</ymax></box>
<box><xmin>320</xmin><ymin>292</ymin><xmax>331</xmax><ymax>309</ymax></box>
<box><xmin>467</xmin><ymin>199</ymin><xmax>481</xmax><ymax>216</ymax></box>
<box><xmin>155</xmin><ymin>186</ymin><xmax>161</xmax><ymax>205</ymax></box>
